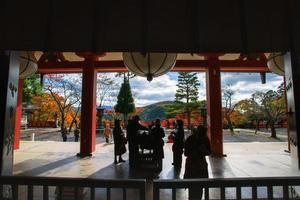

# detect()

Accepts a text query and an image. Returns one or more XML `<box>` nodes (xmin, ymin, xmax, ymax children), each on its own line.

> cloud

<box><xmin>130</xmin><ymin>74</ymin><xmax>178</xmax><ymax>106</ymax></box>
<box><xmin>96</xmin><ymin>72</ymin><xmax>283</xmax><ymax>107</ymax></box>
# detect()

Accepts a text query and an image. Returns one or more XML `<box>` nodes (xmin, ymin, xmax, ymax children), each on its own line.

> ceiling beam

<box><xmin>37</xmin><ymin>59</ymin><xmax>269</xmax><ymax>74</ymax></box>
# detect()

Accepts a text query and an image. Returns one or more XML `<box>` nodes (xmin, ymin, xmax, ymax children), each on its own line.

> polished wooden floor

<box><xmin>13</xmin><ymin>141</ymin><xmax>298</xmax><ymax>199</ymax></box>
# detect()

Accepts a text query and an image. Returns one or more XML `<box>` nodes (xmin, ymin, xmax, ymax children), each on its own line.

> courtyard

<box><xmin>13</xmin><ymin>131</ymin><xmax>297</xmax><ymax>199</ymax></box>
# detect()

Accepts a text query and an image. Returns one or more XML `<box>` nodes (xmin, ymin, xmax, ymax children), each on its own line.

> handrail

<box><xmin>0</xmin><ymin>176</ymin><xmax>146</xmax><ymax>200</ymax></box>
<box><xmin>153</xmin><ymin>176</ymin><xmax>300</xmax><ymax>200</ymax></box>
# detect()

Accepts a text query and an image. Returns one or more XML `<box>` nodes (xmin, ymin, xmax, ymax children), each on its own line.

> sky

<box><xmin>103</xmin><ymin>72</ymin><xmax>283</xmax><ymax>107</ymax></box>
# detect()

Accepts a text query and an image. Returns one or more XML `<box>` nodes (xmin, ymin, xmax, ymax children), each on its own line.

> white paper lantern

<box><xmin>123</xmin><ymin>52</ymin><xmax>177</xmax><ymax>81</ymax></box>
<box><xmin>267</xmin><ymin>52</ymin><xmax>285</xmax><ymax>76</ymax></box>
<box><xmin>19</xmin><ymin>51</ymin><xmax>38</xmax><ymax>79</ymax></box>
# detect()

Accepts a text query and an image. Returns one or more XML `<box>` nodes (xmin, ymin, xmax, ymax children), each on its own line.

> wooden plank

<box><xmin>267</xmin><ymin>186</ymin><xmax>273</xmax><ymax>200</ymax></box>
<box><xmin>252</xmin><ymin>187</ymin><xmax>257</xmax><ymax>200</ymax></box>
<box><xmin>283</xmin><ymin>185</ymin><xmax>289</xmax><ymax>199</ymax></box>
<box><xmin>236</xmin><ymin>186</ymin><xmax>241</xmax><ymax>200</ymax></box>
<box><xmin>12</xmin><ymin>185</ymin><xmax>18</xmax><ymax>200</ymax></box>
<box><xmin>107</xmin><ymin>188</ymin><xmax>111</xmax><ymax>200</ymax></box>
<box><xmin>27</xmin><ymin>185</ymin><xmax>33</xmax><ymax>200</ymax></box>
<box><xmin>43</xmin><ymin>186</ymin><xmax>48</xmax><ymax>200</ymax></box>
<box><xmin>172</xmin><ymin>188</ymin><xmax>176</xmax><ymax>200</ymax></box>
<box><xmin>221</xmin><ymin>187</ymin><xmax>225</xmax><ymax>199</ymax></box>
<box><xmin>204</xmin><ymin>187</ymin><xmax>209</xmax><ymax>200</ymax></box>
<box><xmin>123</xmin><ymin>188</ymin><xmax>127</xmax><ymax>200</ymax></box>
<box><xmin>90</xmin><ymin>187</ymin><xmax>95</xmax><ymax>200</ymax></box>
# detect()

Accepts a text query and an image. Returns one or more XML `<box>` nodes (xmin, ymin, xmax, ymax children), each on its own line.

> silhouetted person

<box><xmin>151</xmin><ymin>118</ymin><xmax>165</xmax><ymax>171</ymax></box>
<box><xmin>127</xmin><ymin>115</ymin><xmax>148</xmax><ymax>169</ymax></box>
<box><xmin>62</xmin><ymin>127</ymin><xmax>67</xmax><ymax>142</ymax></box>
<box><xmin>103</xmin><ymin>122</ymin><xmax>112</xmax><ymax>143</ymax></box>
<box><xmin>172</xmin><ymin>119</ymin><xmax>184</xmax><ymax>168</ymax></box>
<box><xmin>74</xmin><ymin>128</ymin><xmax>80</xmax><ymax>142</ymax></box>
<box><xmin>184</xmin><ymin>125</ymin><xmax>211</xmax><ymax>200</ymax></box>
<box><xmin>113</xmin><ymin>120</ymin><xmax>127</xmax><ymax>164</ymax></box>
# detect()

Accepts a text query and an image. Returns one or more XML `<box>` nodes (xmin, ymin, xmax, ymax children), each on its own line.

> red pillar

<box><xmin>79</xmin><ymin>59</ymin><xmax>97</xmax><ymax>156</ymax></box>
<box><xmin>14</xmin><ymin>79</ymin><xmax>23</xmax><ymax>150</ymax></box>
<box><xmin>206</xmin><ymin>63</ymin><xmax>223</xmax><ymax>156</ymax></box>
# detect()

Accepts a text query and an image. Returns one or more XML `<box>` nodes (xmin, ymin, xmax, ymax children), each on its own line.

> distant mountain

<box><xmin>139</xmin><ymin>101</ymin><xmax>174</xmax><ymax>122</ymax></box>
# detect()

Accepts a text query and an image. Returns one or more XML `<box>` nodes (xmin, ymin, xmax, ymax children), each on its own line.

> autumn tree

<box><xmin>44</xmin><ymin>75</ymin><xmax>81</xmax><ymax>132</ymax></box>
<box><xmin>31</xmin><ymin>93</ymin><xmax>60</xmax><ymax>123</ymax></box>
<box><xmin>114</xmin><ymin>77</ymin><xmax>135</xmax><ymax>124</ymax></box>
<box><xmin>172</xmin><ymin>72</ymin><xmax>200</xmax><ymax>130</ymax></box>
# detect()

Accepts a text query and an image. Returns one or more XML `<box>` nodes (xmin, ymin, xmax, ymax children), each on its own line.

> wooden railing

<box><xmin>1</xmin><ymin>176</ymin><xmax>300</xmax><ymax>199</ymax></box>
<box><xmin>0</xmin><ymin>176</ymin><xmax>146</xmax><ymax>200</ymax></box>
<box><xmin>153</xmin><ymin>177</ymin><xmax>300</xmax><ymax>200</ymax></box>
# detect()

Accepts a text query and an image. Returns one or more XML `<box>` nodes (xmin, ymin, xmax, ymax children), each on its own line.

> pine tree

<box><xmin>114</xmin><ymin>77</ymin><xmax>135</xmax><ymax>124</ymax></box>
<box><xmin>175</xmin><ymin>72</ymin><xmax>200</xmax><ymax>129</ymax></box>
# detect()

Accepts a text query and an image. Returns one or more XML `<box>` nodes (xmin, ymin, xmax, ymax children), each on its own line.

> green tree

<box><xmin>254</xmin><ymin>89</ymin><xmax>286</xmax><ymax>138</ymax></box>
<box><xmin>236</xmin><ymin>96</ymin><xmax>264</xmax><ymax>134</ymax></box>
<box><xmin>173</xmin><ymin>72</ymin><xmax>200</xmax><ymax>129</ymax></box>
<box><xmin>114</xmin><ymin>78</ymin><xmax>135</xmax><ymax>124</ymax></box>
<box><xmin>23</xmin><ymin>74</ymin><xmax>43</xmax><ymax>103</ymax></box>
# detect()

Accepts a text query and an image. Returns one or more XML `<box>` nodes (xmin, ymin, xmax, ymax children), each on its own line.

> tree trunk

<box><xmin>226</xmin><ymin>115</ymin><xmax>234</xmax><ymax>134</ymax></box>
<box><xmin>60</xmin><ymin>114</ymin><xmax>65</xmax><ymax>132</ymax></box>
<box><xmin>270</xmin><ymin>122</ymin><xmax>277</xmax><ymax>138</ymax></box>
<box><xmin>255</xmin><ymin>120</ymin><xmax>259</xmax><ymax>134</ymax></box>
<box><xmin>69</xmin><ymin>109</ymin><xmax>80</xmax><ymax>132</ymax></box>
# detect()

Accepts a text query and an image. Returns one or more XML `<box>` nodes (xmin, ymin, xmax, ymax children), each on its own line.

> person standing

<box><xmin>113</xmin><ymin>120</ymin><xmax>127</xmax><ymax>164</ymax></box>
<box><xmin>62</xmin><ymin>127</ymin><xmax>67</xmax><ymax>142</ymax></box>
<box><xmin>184</xmin><ymin>125</ymin><xmax>211</xmax><ymax>200</ymax></box>
<box><xmin>172</xmin><ymin>119</ymin><xmax>185</xmax><ymax>168</ymax></box>
<box><xmin>151</xmin><ymin>118</ymin><xmax>165</xmax><ymax>171</ymax></box>
<box><xmin>74</xmin><ymin>128</ymin><xmax>80</xmax><ymax>142</ymax></box>
<box><xmin>103</xmin><ymin>122</ymin><xmax>112</xmax><ymax>143</ymax></box>
<box><xmin>127</xmin><ymin>115</ymin><xmax>148</xmax><ymax>169</ymax></box>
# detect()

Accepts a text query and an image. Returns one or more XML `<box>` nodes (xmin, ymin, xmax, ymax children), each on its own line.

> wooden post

<box><xmin>14</xmin><ymin>79</ymin><xmax>23</xmax><ymax>150</ymax></box>
<box><xmin>78</xmin><ymin>56</ymin><xmax>97</xmax><ymax>157</ymax></box>
<box><xmin>206</xmin><ymin>63</ymin><xmax>223</xmax><ymax>156</ymax></box>
<box><xmin>0</xmin><ymin>51</ymin><xmax>20</xmax><ymax>175</ymax></box>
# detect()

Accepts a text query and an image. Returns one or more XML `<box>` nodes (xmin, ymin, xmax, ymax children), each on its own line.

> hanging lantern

<box><xmin>267</xmin><ymin>52</ymin><xmax>285</xmax><ymax>76</ymax></box>
<box><xmin>123</xmin><ymin>52</ymin><xmax>177</xmax><ymax>81</ymax></box>
<box><xmin>19</xmin><ymin>51</ymin><xmax>38</xmax><ymax>79</ymax></box>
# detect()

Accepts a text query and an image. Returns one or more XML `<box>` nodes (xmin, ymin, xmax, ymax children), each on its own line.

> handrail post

<box><xmin>153</xmin><ymin>182</ymin><xmax>159</xmax><ymax>200</ymax></box>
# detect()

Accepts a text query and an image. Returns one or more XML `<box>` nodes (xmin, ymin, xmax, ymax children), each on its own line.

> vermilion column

<box><xmin>14</xmin><ymin>79</ymin><xmax>23</xmax><ymax>150</ymax></box>
<box><xmin>206</xmin><ymin>64</ymin><xmax>223</xmax><ymax>156</ymax></box>
<box><xmin>79</xmin><ymin>60</ymin><xmax>97</xmax><ymax>156</ymax></box>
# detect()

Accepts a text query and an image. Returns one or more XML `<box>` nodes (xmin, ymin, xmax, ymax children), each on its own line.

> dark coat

<box><xmin>113</xmin><ymin>127</ymin><xmax>126</xmax><ymax>156</ymax></box>
<box><xmin>184</xmin><ymin>134</ymin><xmax>211</xmax><ymax>179</ymax></box>
<box><xmin>172</xmin><ymin>127</ymin><xmax>184</xmax><ymax>154</ymax></box>
<box><xmin>127</xmin><ymin>122</ymin><xmax>148</xmax><ymax>145</ymax></box>
<box><xmin>151</xmin><ymin>126</ymin><xmax>165</xmax><ymax>159</ymax></box>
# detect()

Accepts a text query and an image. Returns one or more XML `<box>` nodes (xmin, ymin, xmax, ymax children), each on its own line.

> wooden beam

<box><xmin>37</xmin><ymin>60</ymin><xmax>269</xmax><ymax>74</ymax></box>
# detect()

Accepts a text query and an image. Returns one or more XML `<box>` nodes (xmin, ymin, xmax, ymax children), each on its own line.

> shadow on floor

<box><xmin>15</xmin><ymin>156</ymin><xmax>79</xmax><ymax>176</ymax></box>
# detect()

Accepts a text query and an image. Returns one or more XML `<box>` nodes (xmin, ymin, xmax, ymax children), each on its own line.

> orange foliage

<box><xmin>29</xmin><ymin>93</ymin><xmax>60</xmax><ymax>122</ymax></box>
<box><xmin>29</xmin><ymin>93</ymin><xmax>80</xmax><ymax>128</ymax></box>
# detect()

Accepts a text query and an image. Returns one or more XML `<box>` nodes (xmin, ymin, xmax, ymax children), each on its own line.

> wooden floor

<box><xmin>13</xmin><ymin>141</ymin><xmax>300</xmax><ymax>199</ymax></box>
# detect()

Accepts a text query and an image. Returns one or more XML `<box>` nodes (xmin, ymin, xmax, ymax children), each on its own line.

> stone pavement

<box><xmin>13</xmin><ymin>140</ymin><xmax>299</xmax><ymax>199</ymax></box>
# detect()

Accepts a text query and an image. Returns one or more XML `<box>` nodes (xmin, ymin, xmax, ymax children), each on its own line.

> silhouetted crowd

<box><xmin>112</xmin><ymin>115</ymin><xmax>211</xmax><ymax>200</ymax></box>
